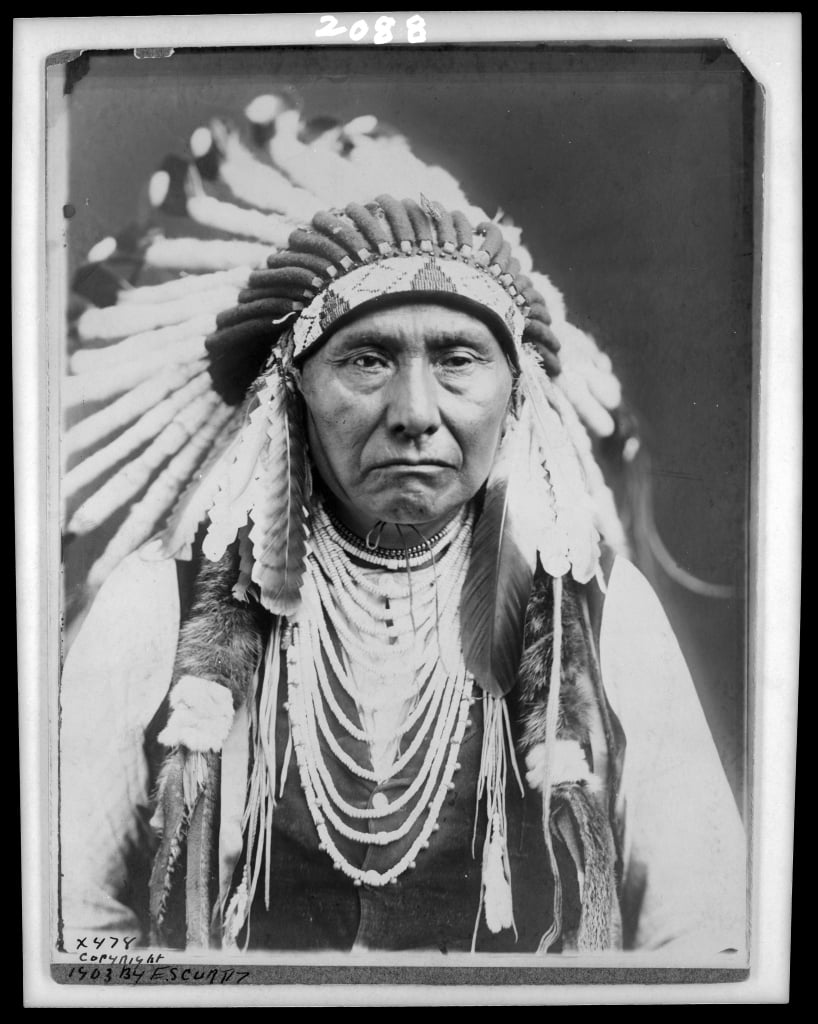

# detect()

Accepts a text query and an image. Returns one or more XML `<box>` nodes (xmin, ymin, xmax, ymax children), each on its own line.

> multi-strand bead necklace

<box><xmin>284</xmin><ymin>501</ymin><xmax>476</xmax><ymax>887</ymax></box>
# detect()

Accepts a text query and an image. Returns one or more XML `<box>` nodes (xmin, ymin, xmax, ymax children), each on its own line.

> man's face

<box><xmin>299</xmin><ymin>301</ymin><xmax>514</xmax><ymax>540</ymax></box>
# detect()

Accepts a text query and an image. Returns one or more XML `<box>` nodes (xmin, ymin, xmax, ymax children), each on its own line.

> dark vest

<box><xmin>236</xmin><ymin>662</ymin><xmax>577</xmax><ymax>953</ymax></box>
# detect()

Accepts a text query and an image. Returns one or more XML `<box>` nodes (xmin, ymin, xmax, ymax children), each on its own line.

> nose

<box><xmin>385</xmin><ymin>361</ymin><xmax>442</xmax><ymax>438</ymax></box>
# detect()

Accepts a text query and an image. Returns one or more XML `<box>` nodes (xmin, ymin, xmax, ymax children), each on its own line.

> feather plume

<box><xmin>247</xmin><ymin>366</ymin><xmax>309</xmax><ymax>615</ymax></box>
<box><xmin>70</xmin><ymin>314</ymin><xmax>217</xmax><ymax>374</ymax></box>
<box><xmin>63</xmin><ymin>371</ymin><xmax>211</xmax><ymax>504</ymax></box>
<box><xmin>186</xmin><ymin>195</ymin><xmax>294</xmax><ymax>248</ymax></box>
<box><xmin>63</xmin><ymin>343</ymin><xmax>208</xmax><ymax>410</ymax></box>
<box><xmin>63</xmin><ymin>362</ymin><xmax>207</xmax><ymax>462</ymax></box>
<box><xmin>460</xmin><ymin>415</ymin><xmax>538</xmax><ymax>698</ymax></box>
<box><xmin>75</xmin><ymin>288</ymin><xmax>238</xmax><ymax>345</ymax></box>
<box><xmin>206</xmin><ymin>119</ymin><xmax>322</xmax><ymax>221</ymax></box>
<box><xmin>519</xmin><ymin>349</ymin><xmax>601</xmax><ymax>585</ymax></box>
<box><xmin>144</xmin><ymin>236</ymin><xmax>271</xmax><ymax>273</ymax></box>
<box><xmin>86</xmin><ymin>401</ymin><xmax>235</xmax><ymax>587</ymax></box>
<box><xmin>67</xmin><ymin>391</ymin><xmax>223</xmax><ymax>536</ymax></box>
<box><xmin>200</xmin><ymin>397</ymin><xmax>273</xmax><ymax>561</ymax></box>
<box><xmin>116</xmin><ymin>265</ymin><xmax>251</xmax><ymax>305</ymax></box>
<box><xmin>157</xmin><ymin>406</ymin><xmax>244</xmax><ymax>561</ymax></box>
<box><xmin>267</xmin><ymin>109</ymin><xmax>362</xmax><ymax>208</ymax></box>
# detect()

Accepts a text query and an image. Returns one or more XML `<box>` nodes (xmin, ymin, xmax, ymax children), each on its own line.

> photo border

<box><xmin>15</xmin><ymin>11</ymin><xmax>801</xmax><ymax>1007</ymax></box>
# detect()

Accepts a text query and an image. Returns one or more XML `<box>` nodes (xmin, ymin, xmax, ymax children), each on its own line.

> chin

<box><xmin>375</xmin><ymin>491</ymin><xmax>458</xmax><ymax>528</ymax></box>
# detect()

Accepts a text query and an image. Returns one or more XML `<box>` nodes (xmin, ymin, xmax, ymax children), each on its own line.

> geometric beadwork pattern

<box><xmin>292</xmin><ymin>255</ymin><xmax>526</xmax><ymax>359</ymax></box>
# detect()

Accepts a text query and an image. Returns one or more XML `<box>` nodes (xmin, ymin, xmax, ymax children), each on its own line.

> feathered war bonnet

<box><xmin>62</xmin><ymin>97</ymin><xmax>628</xmax><ymax>950</ymax></box>
<box><xmin>63</xmin><ymin>96</ymin><xmax>625</xmax><ymax>612</ymax></box>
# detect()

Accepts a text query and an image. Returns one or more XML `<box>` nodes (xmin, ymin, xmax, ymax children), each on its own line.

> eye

<box><xmin>350</xmin><ymin>352</ymin><xmax>390</xmax><ymax>371</ymax></box>
<box><xmin>437</xmin><ymin>349</ymin><xmax>478</xmax><ymax>371</ymax></box>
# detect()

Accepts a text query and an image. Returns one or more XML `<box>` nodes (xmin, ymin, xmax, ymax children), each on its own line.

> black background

<box><xmin>56</xmin><ymin>43</ymin><xmax>755</xmax><ymax>808</ymax></box>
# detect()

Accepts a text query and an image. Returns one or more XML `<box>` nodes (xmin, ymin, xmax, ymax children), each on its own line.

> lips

<box><xmin>371</xmin><ymin>459</ymin><xmax>454</xmax><ymax>470</ymax></box>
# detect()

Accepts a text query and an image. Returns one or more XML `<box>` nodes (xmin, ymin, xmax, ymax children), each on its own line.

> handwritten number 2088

<box><xmin>316</xmin><ymin>15</ymin><xmax>427</xmax><ymax>43</ymax></box>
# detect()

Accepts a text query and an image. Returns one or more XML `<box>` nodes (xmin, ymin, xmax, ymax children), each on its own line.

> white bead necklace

<box><xmin>285</xmin><ymin>503</ymin><xmax>476</xmax><ymax>886</ymax></box>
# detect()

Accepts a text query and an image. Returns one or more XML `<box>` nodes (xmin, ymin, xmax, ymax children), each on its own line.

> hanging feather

<box><xmin>247</xmin><ymin>363</ymin><xmax>309</xmax><ymax>616</ymax></box>
<box><xmin>460</xmin><ymin>413</ymin><xmax>538</xmax><ymax>698</ymax></box>
<box><xmin>546</xmin><ymin>380</ymin><xmax>629</xmax><ymax>557</ymax></box>
<box><xmin>518</xmin><ymin>349</ymin><xmax>601</xmax><ymax>585</ymax></box>
<box><xmin>201</xmin><ymin>397</ymin><xmax>274</xmax><ymax>561</ymax></box>
<box><xmin>508</xmin><ymin>399</ymin><xmax>573</xmax><ymax>582</ymax></box>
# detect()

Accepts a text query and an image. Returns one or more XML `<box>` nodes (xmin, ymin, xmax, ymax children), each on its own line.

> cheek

<box><xmin>453</xmin><ymin>381</ymin><xmax>512</xmax><ymax>470</ymax></box>
<box><xmin>301</xmin><ymin>377</ymin><xmax>372</xmax><ymax>481</ymax></box>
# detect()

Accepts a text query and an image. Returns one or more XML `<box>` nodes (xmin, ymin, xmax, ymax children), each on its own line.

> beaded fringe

<box><xmin>472</xmin><ymin>694</ymin><xmax>524</xmax><ymax>948</ymax></box>
<box><xmin>229</xmin><ymin>615</ymin><xmax>287</xmax><ymax>947</ymax></box>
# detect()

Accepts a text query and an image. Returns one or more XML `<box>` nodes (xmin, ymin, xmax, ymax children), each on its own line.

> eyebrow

<box><xmin>333</xmin><ymin>329</ymin><xmax>498</xmax><ymax>351</ymax></box>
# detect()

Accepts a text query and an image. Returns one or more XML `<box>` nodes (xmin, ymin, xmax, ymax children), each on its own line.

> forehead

<box><xmin>323</xmin><ymin>301</ymin><xmax>509</xmax><ymax>352</ymax></box>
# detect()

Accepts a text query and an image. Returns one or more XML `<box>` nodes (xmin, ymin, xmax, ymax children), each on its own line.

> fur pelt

<box><xmin>517</xmin><ymin>573</ymin><xmax>597</xmax><ymax>752</ymax></box>
<box><xmin>516</xmin><ymin>570</ymin><xmax>623</xmax><ymax>952</ymax></box>
<box><xmin>159</xmin><ymin>675</ymin><xmax>236</xmax><ymax>752</ymax></box>
<box><xmin>149</xmin><ymin>547</ymin><xmax>270</xmax><ymax>946</ymax></box>
<box><xmin>171</xmin><ymin>545</ymin><xmax>271</xmax><ymax>708</ymax></box>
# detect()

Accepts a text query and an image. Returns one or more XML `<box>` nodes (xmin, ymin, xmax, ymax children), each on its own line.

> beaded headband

<box><xmin>291</xmin><ymin>253</ymin><xmax>526</xmax><ymax>361</ymax></box>
<box><xmin>204</xmin><ymin>196</ymin><xmax>561</xmax><ymax>399</ymax></box>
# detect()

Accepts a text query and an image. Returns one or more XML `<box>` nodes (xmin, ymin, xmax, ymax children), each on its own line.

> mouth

<box><xmin>371</xmin><ymin>459</ymin><xmax>454</xmax><ymax>471</ymax></box>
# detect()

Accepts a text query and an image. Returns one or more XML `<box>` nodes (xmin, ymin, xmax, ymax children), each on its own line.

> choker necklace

<box><xmin>320</xmin><ymin>504</ymin><xmax>469</xmax><ymax>570</ymax></box>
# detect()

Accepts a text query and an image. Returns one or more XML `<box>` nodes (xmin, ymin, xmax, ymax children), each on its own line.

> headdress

<box><xmin>63</xmin><ymin>95</ymin><xmax>629</xmax><ymax>951</ymax></box>
<box><xmin>64</xmin><ymin>95</ymin><xmax>626</xmax><ymax>608</ymax></box>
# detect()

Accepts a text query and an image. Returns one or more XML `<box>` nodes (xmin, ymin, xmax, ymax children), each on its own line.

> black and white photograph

<box><xmin>17</xmin><ymin>12</ymin><xmax>800</xmax><ymax>1007</ymax></box>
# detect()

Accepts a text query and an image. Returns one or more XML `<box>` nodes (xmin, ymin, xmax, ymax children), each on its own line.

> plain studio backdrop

<box><xmin>53</xmin><ymin>43</ymin><xmax>755</xmax><ymax>811</ymax></box>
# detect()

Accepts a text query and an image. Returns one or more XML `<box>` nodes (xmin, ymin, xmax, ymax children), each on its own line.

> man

<box><xmin>60</xmin><ymin>110</ymin><xmax>745</xmax><ymax>957</ymax></box>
